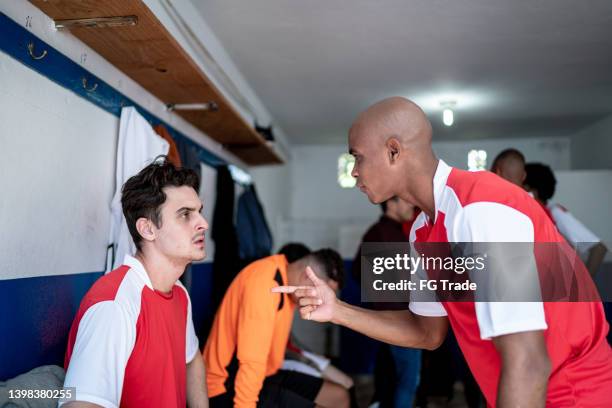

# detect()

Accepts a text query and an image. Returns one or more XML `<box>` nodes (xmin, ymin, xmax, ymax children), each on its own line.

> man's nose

<box><xmin>197</xmin><ymin>213</ymin><xmax>209</xmax><ymax>232</ymax></box>
<box><xmin>351</xmin><ymin>165</ymin><xmax>359</xmax><ymax>178</ymax></box>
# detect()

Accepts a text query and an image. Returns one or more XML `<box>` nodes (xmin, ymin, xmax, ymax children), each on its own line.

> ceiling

<box><xmin>189</xmin><ymin>0</ymin><xmax>612</xmax><ymax>144</ymax></box>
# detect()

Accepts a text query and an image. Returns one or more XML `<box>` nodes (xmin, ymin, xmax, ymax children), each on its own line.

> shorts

<box><xmin>209</xmin><ymin>369</ymin><xmax>324</xmax><ymax>408</ymax></box>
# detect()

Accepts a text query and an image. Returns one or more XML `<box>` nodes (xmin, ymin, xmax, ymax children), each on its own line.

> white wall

<box><xmin>570</xmin><ymin>114</ymin><xmax>612</xmax><ymax>170</ymax></box>
<box><xmin>433</xmin><ymin>136</ymin><xmax>571</xmax><ymax>170</ymax></box>
<box><xmin>0</xmin><ymin>51</ymin><xmax>117</xmax><ymax>279</ymax></box>
<box><xmin>249</xmin><ymin>164</ymin><xmax>291</xmax><ymax>251</ymax></box>
<box><xmin>554</xmin><ymin>170</ymin><xmax>612</xmax><ymax>249</ymax></box>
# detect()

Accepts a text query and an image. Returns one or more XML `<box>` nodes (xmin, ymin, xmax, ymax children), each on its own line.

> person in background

<box><xmin>61</xmin><ymin>158</ymin><xmax>208</xmax><ymax>408</ymax></box>
<box><xmin>524</xmin><ymin>162</ymin><xmax>608</xmax><ymax>277</ymax></box>
<box><xmin>278</xmin><ymin>242</ymin><xmax>312</xmax><ymax>263</ymax></box>
<box><xmin>490</xmin><ymin>148</ymin><xmax>526</xmax><ymax>187</ymax></box>
<box><xmin>353</xmin><ymin>197</ymin><xmax>422</xmax><ymax>408</ymax></box>
<box><xmin>204</xmin><ymin>249</ymin><xmax>348</xmax><ymax>408</ymax></box>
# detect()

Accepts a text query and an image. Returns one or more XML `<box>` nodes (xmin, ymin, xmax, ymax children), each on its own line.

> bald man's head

<box><xmin>491</xmin><ymin>148</ymin><xmax>526</xmax><ymax>187</ymax></box>
<box><xmin>348</xmin><ymin>97</ymin><xmax>436</xmax><ymax>204</ymax></box>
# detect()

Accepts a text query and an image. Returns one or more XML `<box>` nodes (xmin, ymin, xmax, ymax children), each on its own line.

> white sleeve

<box><xmin>409</xmin><ymin>301</ymin><xmax>447</xmax><ymax>317</ymax></box>
<box><xmin>407</xmin><ymin>238</ymin><xmax>448</xmax><ymax>317</ymax></box>
<box><xmin>550</xmin><ymin>204</ymin><xmax>600</xmax><ymax>254</ymax></box>
<box><xmin>461</xmin><ymin>202</ymin><xmax>548</xmax><ymax>339</ymax></box>
<box><xmin>61</xmin><ymin>302</ymin><xmax>136</xmax><ymax>408</ymax></box>
<box><xmin>183</xmin><ymin>289</ymin><xmax>200</xmax><ymax>363</ymax></box>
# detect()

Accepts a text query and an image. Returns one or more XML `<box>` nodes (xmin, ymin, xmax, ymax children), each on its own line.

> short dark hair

<box><xmin>524</xmin><ymin>162</ymin><xmax>556</xmax><ymax>203</ymax></box>
<box><xmin>304</xmin><ymin>248</ymin><xmax>345</xmax><ymax>289</ymax></box>
<box><xmin>278</xmin><ymin>243</ymin><xmax>312</xmax><ymax>263</ymax></box>
<box><xmin>121</xmin><ymin>156</ymin><xmax>200</xmax><ymax>251</ymax></box>
<box><xmin>490</xmin><ymin>148</ymin><xmax>525</xmax><ymax>172</ymax></box>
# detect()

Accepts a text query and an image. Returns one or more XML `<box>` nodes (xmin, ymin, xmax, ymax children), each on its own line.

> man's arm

<box><xmin>586</xmin><ymin>242</ymin><xmax>608</xmax><ymax>277</ymax></box>
<box><xmin>321</xmin><ymin>364</ymin><xmax>354</xmax><ymax>389</ymax></box>
<box><xmin>493</xmin><ymin>330</ymin><xmax>551</xmax><ymax>408</ymax></box>
<box><xmin>186</xmin><ymin>355</ymin><xmax>208</xmax><ymax>408</ymax></box>
<box><xmin>233</xmin><ymin>279</ymin><xmax>279</xmax><ymax>407</ymax></box>
<box><xmin>274</xmin><ymin>267</ymin><xmax>448</xmax><ymax>350</ymax></box>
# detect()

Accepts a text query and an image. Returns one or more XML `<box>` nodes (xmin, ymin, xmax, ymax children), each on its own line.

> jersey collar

<box><xmin>432</xmin><ymin>159</ymin><xmax>452</xmax><ymax>223</ymax></box>
<box><xmin>123</xmin><ymin>254</ymin><xmax>154</xmax><ymax>289</ymax></box>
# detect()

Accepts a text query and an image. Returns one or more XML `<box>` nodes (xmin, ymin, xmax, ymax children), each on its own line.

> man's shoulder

<box><xmin>239</xmin><ymin>256</ymin><xmax>284</xmax><ymax>287</ymax></box>
<box><xmin>446</xmin><ymin>169</ymin><xmax>533</xmax><ymax>209</ymax></box>
<box><xmin>79</xmin><ymin>265</ymin><xmax>145</xmax><ymax>315</ymax></box>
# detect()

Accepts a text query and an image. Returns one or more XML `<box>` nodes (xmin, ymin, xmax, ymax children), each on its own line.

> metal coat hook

<box><xmin>27</xmin><ymin>42</ymin><xmax>47</xmax><ymax>60</ymax></box>
<box><xmin>82</xmin><ymin>77</ymin><xmax>98</xmax><ymax>92</ymax></box>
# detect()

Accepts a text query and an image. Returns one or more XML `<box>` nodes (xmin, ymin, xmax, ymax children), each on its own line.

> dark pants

<box><xmin>209</xmin><ymin>370</ymin><xmax>323</xmax><ymax>408</ymax></box>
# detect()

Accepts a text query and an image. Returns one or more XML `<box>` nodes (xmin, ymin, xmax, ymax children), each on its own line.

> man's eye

<box><xmin>182</xmin><ymin>212</ymin><xmax>190</xmax><ymax>219</ymax></box>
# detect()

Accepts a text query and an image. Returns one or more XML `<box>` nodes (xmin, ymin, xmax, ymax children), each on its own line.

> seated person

<box><xmin>204</xmin><ymin>249</ymin><xmax>348</xmax><ymax>408</ymax></box>
<box><xmin>525</xmin><ymin>162</ymin><xmax>608</xmax><ymax>277</ymax></box>
<box><xmin>61</xmin><ymin>158</ymin><xmax>208</xmax><ymax>407</ymax></box>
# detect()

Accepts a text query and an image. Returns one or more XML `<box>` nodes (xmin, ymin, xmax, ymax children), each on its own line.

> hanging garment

<box><xmin>107</xmin><ymin>107</ymin><xmax>169</xmax><ymax>271</ymax></box>
<box><xmin>207</xmin><ymin>166</ymin><xmax>242</xmax><ymax>332</ymax></box>
<box><xmin>236</xmin><ymin>184</ymin><xmax>273</xmax><ymax>261</ymax></box>
<box><xmin>154</xmin><ymin>124</ymin><xmax>182</xmax><ymax>167</ymax></box>
<box><xmin>176</xmin><ymin>138</ymin><xmax>202</xmax><ymax>180</ymax></box>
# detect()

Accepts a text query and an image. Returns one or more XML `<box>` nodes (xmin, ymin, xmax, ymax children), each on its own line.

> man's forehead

<box><xmin>162</xmin><ymin>185</ymin><xmax>202</xmax><ymax>208</ymax></box>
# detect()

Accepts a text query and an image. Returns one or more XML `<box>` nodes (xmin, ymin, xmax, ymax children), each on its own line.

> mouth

<box><xmin>193</xmin><ymin>236</ymin><xmax>205</xmax><ymax>248</ymax></box>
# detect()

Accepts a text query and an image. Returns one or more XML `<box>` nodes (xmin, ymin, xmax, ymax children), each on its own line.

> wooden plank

<box><xmin>28</xmin><ymin>0</ymin><xmax>282</xmax><ymax>164</ymax></box>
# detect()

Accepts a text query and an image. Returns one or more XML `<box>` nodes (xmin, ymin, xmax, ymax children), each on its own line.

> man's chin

<box><xmin>192</xmin><ymin>251</ymin><xmax>206</xmax><ymax>262</ymax></box>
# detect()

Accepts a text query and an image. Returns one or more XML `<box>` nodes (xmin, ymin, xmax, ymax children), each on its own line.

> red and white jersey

<box><xmin>61</xmin><ymin>255</ymin><xmax>199</xmax><ymax>408</ymax></box>
<box><xmin>549</xmin><ymin>203</ymin><xmax>601</xmax><ymax>256</ymax></box>
<box><xmin>409</xmin><ymin>160</ymin><xmax>612</xmax><ymax>407</ymax></box>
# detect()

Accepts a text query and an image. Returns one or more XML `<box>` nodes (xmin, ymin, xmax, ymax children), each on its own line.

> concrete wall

<box><xmin>570</xmin><ymin>114</ymin><xmax>612</xmax><ymax>170</ymax></box>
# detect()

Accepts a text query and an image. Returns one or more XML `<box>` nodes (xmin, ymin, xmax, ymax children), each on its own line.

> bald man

<box><xmin>275</xmin><ymin>97</ymin><xmax>612</xmax><ymax>407</ymax></box>
<box><xmin>490</xmin><ymin>148</ymin><xmax>526</xmax><ymax>187</ymax></box>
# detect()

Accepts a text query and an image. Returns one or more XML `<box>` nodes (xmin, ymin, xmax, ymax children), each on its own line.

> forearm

<box><xmin>497</xmin><ymin>360</ymin><xmax>549</xmax><ymax>407</ymax></box>
<box><xmin>494</xmin><ymin>331</ymin><xmax>551</xmax><ymax>408</ymax></box>
<box><xmin>322</xmin><ymin>365</ymin><xmax>353</xmax><ymax>389</ymax></box>
<box><xmin>331</xmin><ymin>300</ymin><xmax>447</xmax><ymax>349</ymax></box>
<box><xmin>234</xmin><ymin>361</ymin><xmax>267</xmax><ymax>408</ymax></box>
<box><xmin>186</xmin><ymin>355</ymin><xmax>208</xmax><ymax>408</ymax></box>
<box><xmin>586</xmin><ymin>242</ymin><xmax>607</xmax><ymax>277</ymax></box>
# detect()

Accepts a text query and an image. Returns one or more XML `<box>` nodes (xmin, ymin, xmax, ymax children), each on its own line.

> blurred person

<box><xmin>524</xmin><ymin>162</ymin><xmax>608</xmax><ymax>277</ymax></box>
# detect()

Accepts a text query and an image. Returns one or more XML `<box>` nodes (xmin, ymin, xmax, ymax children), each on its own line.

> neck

<box><xmin>135</xmin><ymin>248</ymin><xmax>186</xmax><ymax>294</ymax></box>
<box><xmin>286</xmin><ymin>262</ymin><xmax>300</xmax><ymax>287</ymax></box>
<box><xmin>399</xmin><ymin>158</ymin><xmax>438</xmax><ymax>220</ymax></box>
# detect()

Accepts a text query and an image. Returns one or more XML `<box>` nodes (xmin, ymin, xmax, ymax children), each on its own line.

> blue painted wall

<box><xmin>0</xmin><ymin>263</ymin><xmax>215</xmax><ymax>381</ymax></box>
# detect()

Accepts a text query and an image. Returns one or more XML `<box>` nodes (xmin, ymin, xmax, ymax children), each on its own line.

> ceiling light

<box><xmin>443</xmin><ymin>108</ymin><xmax>454</xmax><ymax>126</ymax></box>
<box><xmin>440</xmin><ymin>100</ymin><xmax>457</xmax><ymax>127</ymax></box>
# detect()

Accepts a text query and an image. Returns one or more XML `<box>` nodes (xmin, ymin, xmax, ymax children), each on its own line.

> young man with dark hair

<box><xmin>490</xmin><ymin>148</ymin><xmax>526</xmax><ymax>187</ymax></box>
<box><xmin>204</xmin><ymin>249</ymin><xmax>347</xmax><ymax>408</ymax></box>
<box><xmin>61</xmin><ymin>158</ymin><xmax>209</xmax><ymax>408</ymax></box>
<box><xmin>525</xmin><ymin>162</ymin><xmax>608</xmax><ymax>277</ymax></box>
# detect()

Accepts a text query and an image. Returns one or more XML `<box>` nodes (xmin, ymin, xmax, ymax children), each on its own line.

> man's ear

<box><xmin>135</xmin><ymin>218</ymin><xmax>156</xmax><ymax>242</ymax></box>
<box><xmin>386</xmin><ymin>137</ymin><xmax>401</xmax><ymax>163</ymax></box>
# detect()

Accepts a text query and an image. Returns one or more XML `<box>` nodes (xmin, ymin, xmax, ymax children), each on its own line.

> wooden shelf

<box><xmin>29</xmin><ymin>0</ymin><xmax>282</xmax><ymax>165</ymax></box>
